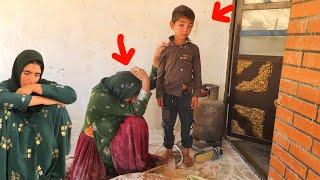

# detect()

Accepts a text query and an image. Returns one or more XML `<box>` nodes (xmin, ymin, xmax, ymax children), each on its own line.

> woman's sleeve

<box><xmin>0</xmin><ymin>81</ymin><xmax>32</xmax><ymax>111</ymax></box>
<box><xmin>95</xmin><ymin>90</ymin><xmax>151</xmax><ymax>117</ymax></box>
<box><xmin>41</xmin><ymin>80</ymin><xmax>77</xmax><ymax>104</ymax></box>
<box><xmin>149</xmin><ymin>66</ymin><xmax>158</xmax><ymax>91</ymax></box>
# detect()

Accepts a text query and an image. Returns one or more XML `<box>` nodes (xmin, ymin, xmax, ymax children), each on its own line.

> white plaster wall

<box><xmin>0</xmin><ymin>0</ymin><xmax>231</xmax><ymax>130</ymax></box>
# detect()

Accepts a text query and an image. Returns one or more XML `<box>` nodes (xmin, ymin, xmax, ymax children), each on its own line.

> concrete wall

<box><xmin>0</xmin><ymin>0</ymin><xmax>232</xmax><ymax>130</ymax></box>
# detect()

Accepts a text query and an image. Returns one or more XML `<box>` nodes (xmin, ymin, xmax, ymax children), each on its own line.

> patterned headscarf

<box><xmin>100</xmin><ymin>71</ymin><xmax>142</xmax><ymax>101</ymax></box>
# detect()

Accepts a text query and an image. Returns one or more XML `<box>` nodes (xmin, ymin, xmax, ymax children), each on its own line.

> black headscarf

<box><xmin>8</xmin><ymin>49</ymin><xmax>45</xmax><ymax>92</ymax></box>
<box><xmin>100</xmin><ymin>71</ymin><xmax>142</xmax><ymax>101</ymax></box>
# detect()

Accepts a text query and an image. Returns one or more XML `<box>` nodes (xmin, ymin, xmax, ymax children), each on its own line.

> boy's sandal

<box><xmin>194</xmin><ymin>147</ymin><xmax>223</xmax><ymax>163</ymax></box>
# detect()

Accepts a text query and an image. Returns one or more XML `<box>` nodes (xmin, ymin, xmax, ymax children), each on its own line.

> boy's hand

<box><xmin>152</xmin><ymin>41</ymin><xmax>169</xmax><ymax>68</ymax></box>
<box><xmin>157</xmin><ymin>97</ymin><xmax>164</xmax><ymax>107</ymax></box>
<box><xmin>191</xmin><ymin>97</ymin><xmax>198</xmax><ymax>109</ymax></box>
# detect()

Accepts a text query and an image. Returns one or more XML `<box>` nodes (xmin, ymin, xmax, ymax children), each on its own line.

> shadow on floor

<box><xmin>226</xmin><ymin>136</ymin><xmax>271</xmax><ymax>180</ymax></box>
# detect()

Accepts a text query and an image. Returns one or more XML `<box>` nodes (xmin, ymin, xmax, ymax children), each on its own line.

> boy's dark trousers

<box><xmin>162</xmin><ymin>91</ymin><xmax>193</xmax><ymax>149</ymax></box>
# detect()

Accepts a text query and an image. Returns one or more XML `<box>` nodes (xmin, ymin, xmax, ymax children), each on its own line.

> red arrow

<box><xmin>112</xmin><ymin>34</ymin><xmax>135</xmax><ymax>65</ymax></box>
<box><xmin>212</xmin><ymin>1</ymin><xmax>234</xmax><ymax>23</ymax></box>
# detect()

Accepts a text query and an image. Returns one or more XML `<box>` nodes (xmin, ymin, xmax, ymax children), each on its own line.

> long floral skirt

<box><xmin>66</xmin><ymin>116</ymin><xmax>157</xmax><ymax>180</ymax></box>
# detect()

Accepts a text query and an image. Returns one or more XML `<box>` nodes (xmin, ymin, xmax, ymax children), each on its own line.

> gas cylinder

<box><xmin>193</xmin><ymin>84</ymin><xmax>225</xmax><ymax>146</ymax></box>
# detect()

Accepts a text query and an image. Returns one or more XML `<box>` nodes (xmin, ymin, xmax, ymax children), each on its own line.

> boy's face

<box><xmin>170</xmin><ymin>17</ymin><xmax>194</xmax><ymax>42</ymax></box>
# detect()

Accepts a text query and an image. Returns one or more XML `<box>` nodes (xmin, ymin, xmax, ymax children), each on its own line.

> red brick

<box><xmin>308</xmin><ymin>16</ymin><xmax>320</xmax><ymax>33</ymax></box>
<box><xmin>293</xmin><ymin>114</ymin><xmax>320</xmax><ymax>140</ymax></box>
<box><xmin>276</xmin><ymin>106</ymin><xmax>294</xmax><ymax>123</ymax></box>
<box><xmin>307</xmin><ymin>169</ymin><xmax>320</xmax><ymax>180</ymax></box>
<box><xmin>279</xmin><ymin>79</ymin><xmax>298</xmax><ymax>95</ymax></box>
<box><xmin>282</xmin><ymin>65</ymin><xmax>320</xmax><ymax>87</ymax></box>
<box><xmin>271</xmin><ymin>144</ymin><xmax>308</xmax><ymax>178</ymax></box>
<box><xmin>291</xmin><ymin>0</ymin><xmax>320</xmax><ymax>18</ymax></box>
<box><xmin>297</xmin><ymin>84</ymin><xmax>320</xmax><ymax>104</ymax></box>
<box><xmin>274</xmin><ymin>119</ymin><xmax>312</xmax><ymax>149</ymax></box>
<box><xmin>284</xmin><ymin>51</ymin><xmax>302</xmax><ymax>66</ymax></box>
<box><xmin>289</xmin><ymin>142</ymin><xmax>320</xmax><ymax>174</ymax></box>
<box><xmin>286</xmin><ymin>167</ymin><xmax>303</xmax><ymax>180</ymax></box>
<box><xmin>286</xmin><ymin>36</ymin><xmax>304</xmax><ymax>50</ymax></box>
<box><xmin>312</xmin><ymin>140</ymin><xmax>320</xmax><ymax>157</ymax></box>
<box><xmin>273</xmin><ymin>130</ymin><xmax>290</xmax><ymax>150</ymax></box>
<box><xmin>288</xmin><ymin>18</ymin><xmax>308</xmax><ymax>34</ymax></box>
<box><xmin>318</xmin><ymin>109</ymin><xmax>320</xmax><ymax>123</ymax></box>
<box><xmin>286</xmin><ymin>36</ymin><xmax>320</xmax><ymax>51</ymax></box>
<box><xmin>303</xmin><ymin>53</ymin><xmax>320</xmax><ymax>70</ymax></box>
<box><xmin>278</xmin><ymin>94</ymin><xmax>317</xmax><ymax>119</ymax></box>
<box><xmin>268</xmin><ymin>166</ymin><xmax>283</xmax><ymax>180</ymax></box>
<box><xmin>303</xmin><ymin>36</ymin><xmax>320</xmax><ymax>51</ymax></box>
<box><xmin>270</xmin><ymin>155</ymin><xmax>286</xmax><ymax>176</ymax></box>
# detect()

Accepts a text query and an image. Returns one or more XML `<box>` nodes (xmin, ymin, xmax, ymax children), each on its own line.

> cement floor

<box><xmin>66</xmin><ymin>123</ymin><xmax>261</xmax><ymax>179</ymax></box>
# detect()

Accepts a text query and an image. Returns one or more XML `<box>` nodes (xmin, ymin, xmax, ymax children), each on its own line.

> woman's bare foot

<box><xmin>147</xmin><ymin>154</ymin><xmax>164</xmax><ymax>168</ymax></box>
<box><xmin>162</xmin><ymin>149</ymin><xmax>172</xmax><ymax>164</ymax></box>
<box><xmin>183</xmin><ymin>148</ymin><xmax>194</xmax><ymax>167</ymax></box>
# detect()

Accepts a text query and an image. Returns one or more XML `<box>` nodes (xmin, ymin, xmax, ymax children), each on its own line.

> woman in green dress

<box><xmin>0</xmin><ymin>49</ymin><xmax>77</xmax><ymax>179</ymax></box>
<box><xmin>66</xmin><ymin>67</ymin><xmax>158</xmax><ymax>179</ymax></box>
<box><xmin>67</xmin><ymin>43</ymin><xmax>167</xmax><ymax>179</ymax></box>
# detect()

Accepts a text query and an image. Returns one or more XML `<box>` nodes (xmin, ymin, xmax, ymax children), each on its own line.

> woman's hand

<box><xmin>130</xmin><ymin>66</ymin><xmax>150</xmax><ymax>92</ymax></box>
<box><xmin>29</xmin><ymin>96</ymin><xmax>64</xmax><ymax>106</ymax></box>
<box><xmin>42</xmin><ymin>97</ymin><xmax>64</xmax><ymax>106</ymax></box>
<box><xmin>152</xmin><ymin>41</ymin><xmax>169</xmax><ymax>68</ymax></box>
<box><xmin>130</xmin><ymin>66</ymin><xmax>149</xmax><ymax>81</ymax></box>
<box><xmin>16</xmin><ymin>84</ymin><xmax>42</xmax><ymax>95</ymax></box>
<box><xmin>16</xmin><ymin>85</ymin><xmax>34</xmax><ymax>95</ymax></box>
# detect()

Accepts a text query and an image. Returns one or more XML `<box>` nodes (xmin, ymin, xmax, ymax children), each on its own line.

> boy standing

<box><xmin>156</xmin><ymin>5</ymin><xmax>202</xmax><ymax>167</ymax></box>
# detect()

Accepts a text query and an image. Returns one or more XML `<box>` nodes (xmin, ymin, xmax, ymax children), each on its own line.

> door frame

<box><xmin>224</xmin><ymin>0</ymin><xmax>291</xmax><ymax>141</ymax></box>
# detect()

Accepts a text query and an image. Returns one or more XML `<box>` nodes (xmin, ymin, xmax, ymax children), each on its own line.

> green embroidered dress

<box><xmin>0</xmin><ymin>50</ymin><xmax>77</xmax><ymax>179</ymax></box>
<box><xmin>82</xmin><ymin>67</ymin><xmax>157</xmax><ymax>172</ymax></box>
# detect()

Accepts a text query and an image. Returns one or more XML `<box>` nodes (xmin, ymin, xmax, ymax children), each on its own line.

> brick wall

<box><xmin>268</xmin><ymin>0</ymin><xmax>320</xmax><ymax>179</ymax></box>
